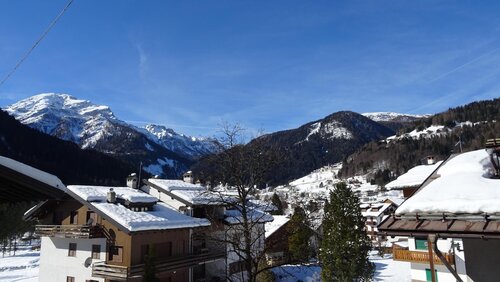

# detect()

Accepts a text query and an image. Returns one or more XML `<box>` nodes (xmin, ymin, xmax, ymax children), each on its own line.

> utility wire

<box><xmin>0</xmin><ymin>0</ymin><xmax>74</xmax><ymax>88</ymax></box>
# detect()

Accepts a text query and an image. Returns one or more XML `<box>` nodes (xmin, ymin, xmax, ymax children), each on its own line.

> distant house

<box><xmin>385</xmin><ymin>158</ymin><xmax>443</xmax><ymax>198</ymax></box>
<box><xmin>141</xmin><ymin>178</ymin><xmax>273</xmax><ymax>281</ymax></box>
<box><xmin>264</xmin><ymin>215</ymin><xmax>317</xmax><ymax>266</ymax></box>
<box><xmin>360</xmin><ymin>199</ymin><xmax>398</xmax><ymax>246</ymax></box>
<box><xmin>264</xmin><ymin>215</ymin><xmax>291</xmax><ymax>266</ymax></box>
<box><xmin>379</xmin><ymin>144</ymin><xmax>500</xmax><ymax>282</ymax></box>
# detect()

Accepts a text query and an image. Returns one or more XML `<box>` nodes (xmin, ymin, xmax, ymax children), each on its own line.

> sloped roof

<box><xmin>146</xmin><ymin>179</ymin><xmax>225</xmax><ymax>205</ymax></box>
<box><xmin>396</xmin><ymin>150</ymin><xmax>499</xmax><ymax>215</ymax></box>
<box><xmin>265</xmin><ymin>215</ymin><xmax>290</xmax><ymax>238</ymax></box>
<box><xmin>385</xmin><ymin>161</ymin><xmax>442</xmax><ymax>190</ymax></box>
<box><xmin>67</xmin><ymin>185</ymin><xmax>210</xmax><ymax>233</ymax></box>
<box><xmin>0</xmin><ymin>156</ymin><xmax>66</xmax><ymax>202</ymax></box>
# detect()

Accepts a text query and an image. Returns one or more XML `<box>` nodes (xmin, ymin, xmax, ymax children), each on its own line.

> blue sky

<box><xmin>0</xmin><ymin>1</ymin><xmax>499</xmax><ymax>136</ymax></box>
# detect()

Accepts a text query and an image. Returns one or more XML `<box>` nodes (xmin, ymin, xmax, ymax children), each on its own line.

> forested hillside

<box><xmin>0</xmin><ymin>110</ymin><xmax>138</xmax><ymax>186</ymax></box>
<box><xmin>340</xmin><ymin>98</ymin><xmax>500</xmax><ymax>185</ymax></box>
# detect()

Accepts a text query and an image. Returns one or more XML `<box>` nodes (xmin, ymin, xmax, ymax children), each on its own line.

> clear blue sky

<box><xmin>0</xmin><ymin>1</ymin><xmax>499</xmax><ymax>136</ymax></box>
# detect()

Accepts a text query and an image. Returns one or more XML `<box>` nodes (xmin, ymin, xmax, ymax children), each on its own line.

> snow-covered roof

<box><xmin>265</xmin><ymin>215</ymin><xmax>290</xmax><ymax>238</ymax></box>
<box><xmin>224</xmin><ymin>207</ymin><xmax>274</xmax><ymax>225</ymax></box>
<box><xmin>396</xmin><ymin>149</ymin><xmax>500</xmax><ymax>215</ymax></box>
<box><xmin>362</xmin><ymin>202</ymin><xmax>393</xmax><ymax>217</ymax></box>
<box><xmin>0</xmin><ymin>156</ymin><xmax>66</xmax><ymax>190</ymax></box>
<box><xmin>70</xmin><ymin>185</ymin><xmax>157</xmax><ymax>203</ymax></box>
<box><xmin>147</xmin><ymin>179</ymin><xmax>225</xmax><ymax>205</ymax></box>
<box><xmin>385</xmin><ymin>161</ymin><xmax>443</xmax><ymax>190</ymax></box>
<box><xmin>67</xmin><ymin>185</ymin><xmax>210</xmax><ymax>232</ymax></box>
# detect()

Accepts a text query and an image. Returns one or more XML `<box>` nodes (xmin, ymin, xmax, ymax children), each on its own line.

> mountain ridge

<box><xmin>4</xmin><ymin>93</ymin><xmax>216</xmax><ymax>177</ymax></box>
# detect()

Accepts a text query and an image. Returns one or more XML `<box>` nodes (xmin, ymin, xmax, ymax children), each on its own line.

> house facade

<box><xmin>27</xmin><ymin>183</ymin><xmax>221</xmax><ymax>282</ymax></box>
<box><xmin>141</xmin><ymin>178</ymin><xmax>273</xmax><ymax>281</ymax></box>
<box><xmin>360</xmin><ymin>199</ymin><xmax>398</xmax><ymax>246</ymax></box>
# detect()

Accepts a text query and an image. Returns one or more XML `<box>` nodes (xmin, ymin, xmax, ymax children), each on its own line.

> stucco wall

<box><xmin>38</xmin><ymin>237</ymin><xmax>106</xmax><ymax>282</ymax></box>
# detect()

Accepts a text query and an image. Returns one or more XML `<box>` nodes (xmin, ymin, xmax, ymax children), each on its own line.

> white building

<box><xmin>142</xmin><ymin>178</ymin><xmax>273</xmax><ymax>281</ymax></box>
<box><xmin>360</xmin><ymin>199</ymin><xmax>398</xmax><ymax>246</ymax></box>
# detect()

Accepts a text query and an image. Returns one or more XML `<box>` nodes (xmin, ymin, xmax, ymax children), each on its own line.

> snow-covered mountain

<box><xmin>3</xmin><ymin>93</ymin><xmax>216</xmax><ymax>177</ymax></box>
<box><xmin>362</xmin><ymin>112</ymin><xmax>430</xmax><ymax>123</ymax></box>
<box><xmin>141</xmin><ymin>124</ymin><xmax>217</xmax><ymax>159</ymax></box>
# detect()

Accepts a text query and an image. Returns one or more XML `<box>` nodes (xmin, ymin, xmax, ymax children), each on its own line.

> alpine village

<box><xmin>1</xmin><ymin>2</ymin><xmax>500</xmax><ymax>282</ymax></box>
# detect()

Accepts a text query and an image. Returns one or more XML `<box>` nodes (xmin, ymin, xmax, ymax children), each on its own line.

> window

<box><xmin>108</xmin><ymin>246</ymin><xmax>123</xmax><ymax>263</ymax></box>
<box><xmin>70</xmin><ymin>211</ymin><xmax>78</xmax><ymax>224</ymax></box>
<box><xmin>86</xmin><ymin>211</ymin><xmax>97</xmax><ymax>225</ymax></box>
<box><xmin>68</xmin><ymin>243</ymin><xmax>77</xmax><ymax>257</ymax></box>
<box><xmin>66</xmin><ymin>277</ymin><xmax>75</xmax><ymax>282</ymax></box>
<box><xmin>229</xmin><ymin>261</ymin><xmax>245</xmax><ymax>275</ymax></box>
<box><xmin>425</xmin><ymin>268</ymin><xmax>438</xmax><ymax>282</ymax></box>
<box><xmin>415</xmin><ymin>238</ymin><xmax>428</xmax><ymax>250</ymax></box>
<box><xmin>92</xmin><ymin>244</ymin><xmax>101</xmax><ymax>259</ymax></box>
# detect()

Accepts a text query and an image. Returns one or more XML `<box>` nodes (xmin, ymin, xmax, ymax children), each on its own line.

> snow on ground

<box><xmin>0</xmin><ymin>245</ymin><xmax>39</xmax><ymax>282</ymax></box>
<box><xmin>272</xmin><ymin>264</ymin><xmax>321</xmax><ymax>282</ymax></box>
<box><xmin>370</xmin><ymin>252</ymin><xmax>411</xmax><ymax>282</ymax></box>
<box><xmin>271</xmin><ymin>253</ymin><xmax>410</xmax><ymax>282</ymax></box>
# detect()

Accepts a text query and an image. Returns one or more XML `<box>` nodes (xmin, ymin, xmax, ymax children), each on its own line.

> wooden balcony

<box><xmin>35</xmin><ymin>225</ymin><xmax>104</xmax><ymax>239</ymax></box>
<box><xmin>92</xmin><ymin>250</ymin><xmax>226</xmax><ymax>281</ymax></box>
<box><xmin>393</xmin><ymin>248</ymin><xmax>454</xmax><ymax>265</ymax></box>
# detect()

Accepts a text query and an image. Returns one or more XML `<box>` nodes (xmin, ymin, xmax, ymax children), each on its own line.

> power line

<box><xmin>0</xmin><ymin>0</ymin><xmax>74</xmax><ymax>88</ymax></box>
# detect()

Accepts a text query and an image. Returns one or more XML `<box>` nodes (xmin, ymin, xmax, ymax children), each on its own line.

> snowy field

<box><xmin>270</xmin><ymin>252</ymin><xmax>410</xmax><ymax>282</ymax></box>
<box><xmin>0</xmin><ymin>249</ymin><xmax>409</xmax><ymax>282</ymax></box>
<box><xmin>0</xmin><ymin>245</ymin><xmax>39</xmax><ymax>282</ymax></box>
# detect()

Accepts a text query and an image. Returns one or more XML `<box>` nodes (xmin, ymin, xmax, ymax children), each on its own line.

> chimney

<box><xmin>127</xmin><ymin>173</ymin><xmax>138</xmax><ymax>189</ymax></box>
<box><xmin>183</xmin><ymin>171</ymin><xmax>194</xmax><ymax>183</ymax></box>
<box><xmin>107</xmin><ymin>188</ymin><xmax>116</xmax><ymax>203</ymax></box>
<box><xmin>426</xmin><ymin>156</ymin><xmax>435</xmax><ymax>165</ymax></box>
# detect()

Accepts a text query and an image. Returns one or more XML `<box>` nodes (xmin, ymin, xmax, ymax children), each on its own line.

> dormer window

<box><xmin>127</xmin><ymin>203</ymin><xmax>154</xmax><ymax>212</ymax></box>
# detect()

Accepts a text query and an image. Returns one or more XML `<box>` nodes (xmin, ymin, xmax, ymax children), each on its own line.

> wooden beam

<box><xmin>427</xmin><ymin>234</ymin><xmax>437</xmax><ymax>282</ymax></box>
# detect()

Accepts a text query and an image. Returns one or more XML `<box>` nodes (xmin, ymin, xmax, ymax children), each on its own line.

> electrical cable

<box><xmin>0</xmin><ymin>0</ymin><xmax>74</xmax><ymax>88</ymax></box>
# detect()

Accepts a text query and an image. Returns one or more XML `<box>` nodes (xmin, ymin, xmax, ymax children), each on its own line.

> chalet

<box><xmin>263</xmin><ymin>215</ymin><xmax>318</xmax><ymax>266</ymax></box>
<box><xmin>385</xmin><ymin>158</ymin><xmax>443</xmax><ymax>198</ymax></box>
<box><xmin>379</xmin><ymin>141</ymin><xmax>500</xmax><ymax>282</ymax></box>
<box><xmin>141</xmin><ymin>178</ymin><xmax>273</xmax><ymax>281</ymax></box>
<box><xmin>25</xmin><ymin>182</ymin><xmax>223</xmax><ymax>282</ymax></box>
<box><xmin>264</xmin><ymin>215</ymin><xmax>290</xmax><ymax>266</ymax></box>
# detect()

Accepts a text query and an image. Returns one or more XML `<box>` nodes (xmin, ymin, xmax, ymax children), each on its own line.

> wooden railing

<box><xmin>92</xmin><ymin>250</ymin><xmax>226</xmax><ymax>280</ymax></box>
<box><xmin>35</xmin><ymin>225</ymin><xmax>104</xmax><ymax>239</ymax></box>
<box><xmin>92</xmin><ymin>262</ymin><xmax>129</xmax><ymax>281</ymax></box>
<box><xmin>393</xmin><ymin>248</ymin><xmax>454</xmax><ymax>265</ymax></box>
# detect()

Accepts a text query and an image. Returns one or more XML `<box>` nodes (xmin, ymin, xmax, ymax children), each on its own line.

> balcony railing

<box><xmin>92</xmin><ymin>250</ymin><xmax>226</xmax><ymax>281</ymax></box>
<box><xmin>393</xmin><ymin>248</ymin><xmax>454</xmax><ymax>265</ymax></box>
<box><xmin>35</xmin><ymin>225</ymin><xmax>104</xmax><ymax>239</ymax></box>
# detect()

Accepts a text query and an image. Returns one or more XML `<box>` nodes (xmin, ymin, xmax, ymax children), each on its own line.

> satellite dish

<box><xmin>84</xmin><ymin>257</ymin><xmax>92</xmax><ymax>268</ymax></box>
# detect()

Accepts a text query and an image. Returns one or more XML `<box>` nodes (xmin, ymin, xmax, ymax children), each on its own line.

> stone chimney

<box><xmin>183</xmin><ymin>171</ymin><xmax>194</xmax><ymax>183</ymax></box>
<box><xmin>426</xmin><ymin>156</ymin><xmax>435</xmax><ymax>165</ymax></box>
<box><xmin>107</xmin><ymin>188</ymin><xmax>116</xmax><ymax>203</ymax></box>
<box><xmin>127</xmin><ymin>173</ymin><xmax>138</xmax><ymax>189</ymax></box>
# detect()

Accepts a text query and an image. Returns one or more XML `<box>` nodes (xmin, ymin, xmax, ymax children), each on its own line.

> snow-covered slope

<box><xmin>362</xmin><ymin>112</ymin><xmax>430</xmax><ymax>123</ymax></box>
<box><xmin>3</xmin><ymin>93</ymin><xmax>216</xmax><ymax>177</ymax></box>
<box><xmin>141</xmin><ymin>124</ymin><xmax>216</xmax><ymax>159</ymax></box>
<box><xmin>4</xmin><ymin>93</ymin><xmax>215</xmax><ymax>159</ymax></box>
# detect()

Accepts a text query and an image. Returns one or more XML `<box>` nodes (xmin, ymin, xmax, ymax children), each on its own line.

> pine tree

<box><xmin>142</xmin><ymin>245</ymin><xmax>158</xmax><ymax>282</ymax></box>
<box><xmin>287</xmin><ymin>206</ymin><xmax>313</xmax><ymax>263</ymax></box>
<box><xmin>320</xmin><ymin>182</ymin><xmax>374</xmax><ymax>281</ymax></box>
<box><xmin>271</xmin><ymin>193</ymin><xmax>284</xmax><ymax>215</ymax></box>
